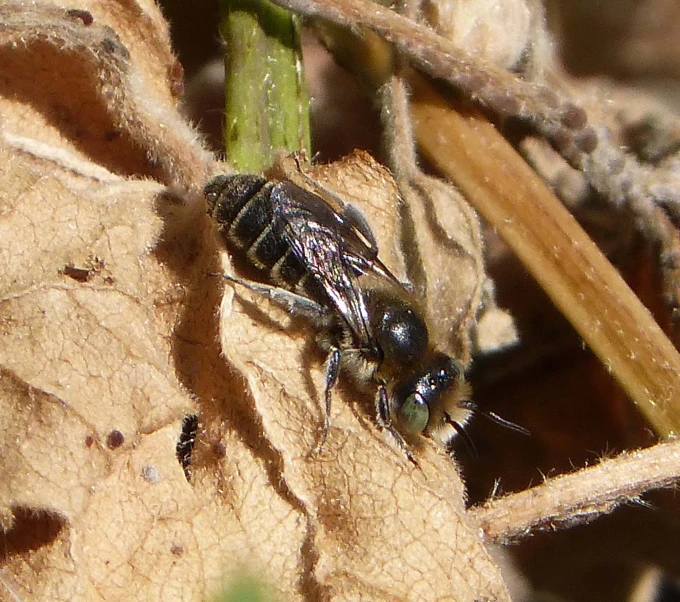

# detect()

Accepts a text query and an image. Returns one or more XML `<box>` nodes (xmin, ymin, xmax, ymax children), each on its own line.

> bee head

<box><xmin>390</xmin><ymin>352</ymin><xmax>471</xmax><ymax>445</ymax></box>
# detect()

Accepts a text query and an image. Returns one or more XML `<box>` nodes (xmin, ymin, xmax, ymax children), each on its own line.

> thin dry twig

<box><xmin>471</xmin><ymin>439</ymin><xmax>680</xmax><ymax>542</ymax></box>
<box><xmin>373</xmin><ymin>0</ymin><xmax>515</xmax><ymax>363</ymax></box>
<box><xmin>380</xmin><ymin>78</ymin><xmax>494</xmax><ymax>363</ymax></box>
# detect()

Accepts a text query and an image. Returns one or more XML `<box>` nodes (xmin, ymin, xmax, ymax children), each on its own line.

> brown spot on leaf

<box><xmin>106</xmin><ymin>429</ymin><xmax>125</xmax><ymax>449</ymax></box>
<box><xmin>60</xmin><ymin>264</ymin><xmax>93</xmax><ymax>283</ymax></box>
<box><xmin>213</xmin><ymin>441</ymin><xmax>227</xmax><ymax>458</ymax></box>
<box><xmin>170</xmin><ymin>544</ymin><xmax>184</xmax><ymax>556</ymax></box>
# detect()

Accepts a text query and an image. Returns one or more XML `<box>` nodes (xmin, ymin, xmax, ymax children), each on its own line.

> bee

<box><xmin>204</xmin><ymin>167</ymin><xmax>472</xmax><ymax>461</ymax></box>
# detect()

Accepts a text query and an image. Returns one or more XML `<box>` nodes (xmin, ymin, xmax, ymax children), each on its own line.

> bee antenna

<box><xmin>444</xmin><ymin>414</ymin><xmax>477</xmax><ymax>459</ymax></box>
<box><xmin>460</xmin><ymin>400</ymin><xmax>530</xmax><ymax>436</ymax></box>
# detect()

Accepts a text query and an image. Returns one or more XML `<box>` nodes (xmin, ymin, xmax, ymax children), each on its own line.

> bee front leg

<box><xmin>376</xmin><ymin>386</ymin><xmax>418</xmax><ymax>466</ymax></box>
<box><xmin>316</xmin><ymin>346</ymin><xmax>341</xmax><ymax>454</ymax></box>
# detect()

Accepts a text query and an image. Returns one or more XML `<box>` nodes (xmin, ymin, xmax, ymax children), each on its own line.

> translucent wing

<box><xmin>270</xmin><ymin>181</ymin><xmax>399</xmax><ymax>347</ymax></box>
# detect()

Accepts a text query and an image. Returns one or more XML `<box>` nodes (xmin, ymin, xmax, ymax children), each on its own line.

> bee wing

<box><xmin>271</xmin><ymin>181</ymin><xmax>397</xmax><ymax>346</ymax></box>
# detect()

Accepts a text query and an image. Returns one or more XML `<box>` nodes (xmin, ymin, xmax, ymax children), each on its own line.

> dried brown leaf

<box><xmin>398</xmin><ymin>174</ymin><xmax>497</xmax><ymax>362</ymax></box>
<box><xmin>0</xmin><ymin>1</ymin><xmax>298</xmax><ymax>600</ymax></box>
<box><xmin>0</xmin><ymin>2</ymin><xmax>514</xmax><ymax>601</ymax></box>
<box><xmin>421</xmin><ymin>0</ymin><xmax>533</xmax><ymax>70</ymax></box>
<box><xmin>0</xmin><ymin>129</ymin><xmax>201</xmax><ymax>599</ymax></box>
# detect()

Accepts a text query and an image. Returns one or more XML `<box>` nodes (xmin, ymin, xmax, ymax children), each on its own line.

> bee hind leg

<box><xmin>340</xmin><ymin>203</ymin><xmax>378</xmax><ymax>258</ymax></box>
<box><xmin>213</xmin><ymin>272</ymin><xmax>341</xmax><ymax>456</ymax></box>
<box><xmin>211</xmin><ymin>273</ymin><xmax>327</xmax><ymax>321</ymax></box>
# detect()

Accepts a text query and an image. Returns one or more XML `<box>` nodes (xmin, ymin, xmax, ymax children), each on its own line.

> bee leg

<box><xmin>340</xmin><ymin>203</ymin><xmax>378</xmax><ymax>258</ymax></box>
<box><xmin>291</xmin><ymin>157</ymin><xmax>378</xmax><ymax>258</ymax></box>
<box><xmin>316</xmin><ymin>346</ymin><xmax>341</xmax><ymax>453</ymax></box>
<box><xmin>376</xmin><ymin>386</ymin><xmax>418</xmax><ymax>466</ymax></box>
<box><xmin>212</xmin><ymin>273</ymin><xmax>327</xmax><ymax>321</ymax></box>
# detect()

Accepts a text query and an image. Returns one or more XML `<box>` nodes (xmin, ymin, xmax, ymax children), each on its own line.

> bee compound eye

<box><xmin>398</xmin><ymin>392</ymin><xmax>430</xmax><ymax>436</ymax></box>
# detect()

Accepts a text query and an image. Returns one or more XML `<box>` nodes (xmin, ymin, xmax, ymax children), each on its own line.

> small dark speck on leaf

<box><xmin>171</xmin><ymin>544</ymin><xmax>185</xmax><ymax>556</ymax></box>
<box><xmin>177</xmin><ymin>414</ymin><xmax>199</xmax><ymax>479</ymax></box>
<box><xmin>106</xmin><ymin>430</ymin><xmax>125</xmax><ymax>449</ymax></box>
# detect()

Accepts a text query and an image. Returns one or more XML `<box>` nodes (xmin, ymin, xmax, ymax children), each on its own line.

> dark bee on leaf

<box><xmin>204</xmin><ymin>167</ymin><xmax>472</xmax><ymax>461</ymax></box>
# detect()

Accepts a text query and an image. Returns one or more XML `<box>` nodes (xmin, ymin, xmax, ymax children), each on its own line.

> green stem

<box><xmin>219</xmin><ymin>0</ymin><xmax>311</xmax><ymax>172</ymax></box>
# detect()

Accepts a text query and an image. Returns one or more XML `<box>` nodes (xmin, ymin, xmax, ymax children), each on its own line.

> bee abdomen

<box><xmin>206</xmin><ymin>174</ymin><xmax>311</xmax><ymax>292</ymax></box>
<box><xmin>205</xmin><ymin>174</ymin><xmax>268</xmax><ymax>231</ymax></box>
<box><xmin>208</xmin><ymin>175</ymin><xmax>273</xmax><ymax>250</ymax></box>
